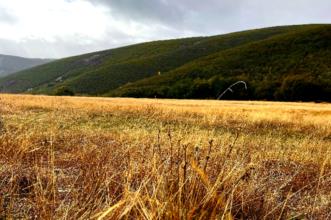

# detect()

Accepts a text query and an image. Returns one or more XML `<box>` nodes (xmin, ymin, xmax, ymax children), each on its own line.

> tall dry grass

<box><xmin>0</xmin><ymin>94</ymin><xmax>330</xmax><ymax>219</ymax></box>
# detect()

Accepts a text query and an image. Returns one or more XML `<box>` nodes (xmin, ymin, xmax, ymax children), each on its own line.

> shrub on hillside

<box><xmin>54</xmin><ymin>86</ymin><xmax>75</xmax><ymax>96</ymax></box>
<box><xmin>276</xmin><ymin>74</ymin><xmax>327</xmax><ymax>101</ymax></box>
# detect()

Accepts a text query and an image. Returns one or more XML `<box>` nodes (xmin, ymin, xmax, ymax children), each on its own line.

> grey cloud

<box><xmin>87</xmin><ymin>0</ymin><xmax>331</xmax><ymax>34</ymax></box>
<box><xmin>0</xmin><ymin>24</ymin><xmax>196</xmax><ymax>59</ymax></box>
<box><xmin>88</xmin><ymin>0</ymin><xmax>185</xmax><ymax>25</ymax></box>
<box><xmin>1</xmin><ymin>0</ymin><xmax>331</xmax><ymax>58</ymax></box>
<box><xmin>0</xmin><ymin>31</ymin><xmax>151</xmax><ymax>59</ymax></box>
<box><xmin>0</xmin><ymin>7</ymin><xmax>17</xmax><ymax>24</ymax></box>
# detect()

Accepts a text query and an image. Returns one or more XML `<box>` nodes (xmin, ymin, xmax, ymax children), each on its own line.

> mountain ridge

<box><xmin>0</xmin><ymin>54</ymin><xmax>52</xmax><ymax>77</ymax></box>
<box><xmin>0</xmin><ymin>24</ymin><xmax>330</xmax><ymax>101</ymax></box>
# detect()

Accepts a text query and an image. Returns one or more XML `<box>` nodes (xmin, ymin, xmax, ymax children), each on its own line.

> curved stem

<box><xmin>217</xmin><ymin>81</ymin><xmax>247</xmax><ymax>100</ymax></box>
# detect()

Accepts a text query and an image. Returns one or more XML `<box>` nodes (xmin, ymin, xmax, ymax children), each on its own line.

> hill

<box><xmin>111</xmin><ymin>25</ymin><xmax>331</xmax><ymax>101</ymax></box>
<box><xmin>0</xmin><ymin>54</ymin><xmax>52</xmax><ymax>77</ymax></box>
<box><xmin>0</xmin><ymin>24</ymin><xmax>330</xmax><ymax>101</ymax></box>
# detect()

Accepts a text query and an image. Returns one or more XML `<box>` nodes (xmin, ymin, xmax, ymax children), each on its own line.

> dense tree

<box><xmin>276</xmin><ymin>75</ymin><xmax>330</xmax><ymax>101</ymax></box>
<box><xmin>54</xmin><ymin>86</ymin><xmax>75</xmax><ymax>96</ymax></box>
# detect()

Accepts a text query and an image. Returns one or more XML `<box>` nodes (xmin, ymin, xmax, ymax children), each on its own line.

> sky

<box><xmin>0</xmin><ymin>0</ymin><xmax>330</xmax><ymax>58</ymax></box>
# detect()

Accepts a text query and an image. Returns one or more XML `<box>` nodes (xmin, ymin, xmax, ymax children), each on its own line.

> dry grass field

<box><xmin>0</xmin><ymin>94</ymin><xmax>330</xmax><ymax>219</ymax></box>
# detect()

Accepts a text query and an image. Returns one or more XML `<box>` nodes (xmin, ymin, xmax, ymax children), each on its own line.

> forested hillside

<box><xmin>111</xmin><ymin>25</ymin><xmax>331</xmax><ymax>101</ymax></box>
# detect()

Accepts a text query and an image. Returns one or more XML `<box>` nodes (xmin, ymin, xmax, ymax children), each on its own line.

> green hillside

<box><xmin>109</xmin><ymin>25</ymin><xmax>331</xmax><ymax>101</ymax></box>
<box><xmin>0</xmin><ymin>24</ymin><xmax>330</xmax><ymax>101</ymax></box>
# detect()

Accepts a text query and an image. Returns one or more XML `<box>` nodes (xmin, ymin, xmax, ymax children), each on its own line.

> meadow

<box><xmin>0</xmin><ymin>94</ymin><xmax>330</xmax><ymax>219</ymax></box>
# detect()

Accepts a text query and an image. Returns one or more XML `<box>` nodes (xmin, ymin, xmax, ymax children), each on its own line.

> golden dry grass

<box><xmin>0</xmin><ymin>94</ymin><xmax>330</xmax><ymax>219</ymax></box>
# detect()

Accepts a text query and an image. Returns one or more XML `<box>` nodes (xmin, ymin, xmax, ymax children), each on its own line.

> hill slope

<box><xmin>111</xmin><ymin>25</ymin><xmax>331</xmax><ymax>101</ymax></box>
<box><xmin>0</xmin><ymin>54</ymin><xmax>52</xmax><ymax>77</ymax></box>
<box><xmin>0</xmin><ymin>24</ymin><xmax>330</xmax><ymax>101</ymax></box>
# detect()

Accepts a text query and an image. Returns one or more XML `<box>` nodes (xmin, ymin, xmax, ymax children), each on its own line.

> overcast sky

<box><xmin>0</xmin><ymin>0</ymin><xmax>330</xmax><ymax>58</ymax></box>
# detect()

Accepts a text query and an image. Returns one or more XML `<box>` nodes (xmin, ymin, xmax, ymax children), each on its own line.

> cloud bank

<box><xmin>0</xmin><ymin>0</ymin><xmax>330</xmax><ymax>58</ymax></box>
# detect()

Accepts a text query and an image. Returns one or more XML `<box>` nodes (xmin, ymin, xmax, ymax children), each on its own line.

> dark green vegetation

<box><xmin>0</xmin><ymin>54</ymin><xmax>52</xmax><ymax>77</ymax></box>
<box><xmin>0</xmin><ymin>24</ymin><xmax>330</xmax><ymax>101</ymax></box>
<box><xmin>54</xmin><ymin>86</ymin><xmax>75</xmax><ymax>96</ymax></box>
